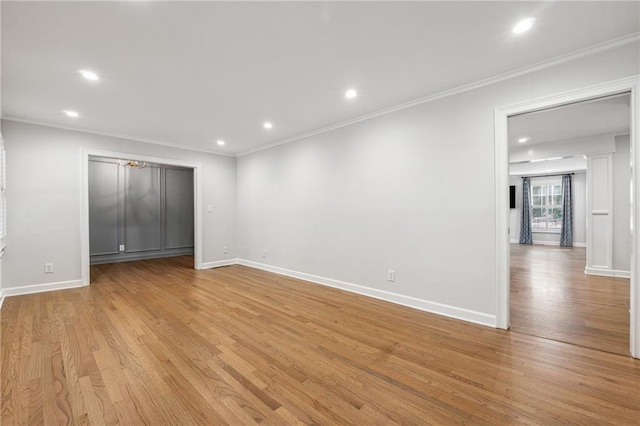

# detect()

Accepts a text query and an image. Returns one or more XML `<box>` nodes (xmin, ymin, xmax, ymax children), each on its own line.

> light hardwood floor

<box><xmin>510</xmin><ymin>244</ymin><xmax>630</xmax><ymax>356</ymax></box>
<box><xmin>2</xmin><ymin>256</ymin><xmax>640</xmax><ymax>424</ymax></box>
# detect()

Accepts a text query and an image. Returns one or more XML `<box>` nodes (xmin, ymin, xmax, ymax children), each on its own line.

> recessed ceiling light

<box><xmin>63</xmin><ymin>110</ymin><xmax>79</xmax><ymax>118</ymax></box>
<box><xmin>345</xmin><ymin>89</ymin><xmax>357</xmax><ymax>99</ymax></box>
<box><xmin>79</xmin><ymin>69</ymin><xmax>99</xmax><ymax>81</ymax></box>
<box><xmin>513</xmin><ymin>17</ymin><xmax>535</xmax><ymax>34</ymax></box>
<box><xmin>217</xmin><ymin>140</ymin><xmax>225</xmax><ymax>146</ymax></box>
<box><xmin>263</xmin><ymin>122</ymin><xmax>273</xmax><ymax>129</ymax></box>
<box><xmin>518</xmin><ymin>137</ymin><xmax>529</xmax><ymax>143</ymax></box>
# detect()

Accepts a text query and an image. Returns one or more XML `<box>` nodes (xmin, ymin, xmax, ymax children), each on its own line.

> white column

<box><xmin>585</xmin><ymin>153</ymin><xmax>613</xmax><ymax>275</ymax></box>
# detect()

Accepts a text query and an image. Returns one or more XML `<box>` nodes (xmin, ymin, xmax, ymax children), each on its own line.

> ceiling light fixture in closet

<box><xmin>119</xmin><ymin>160</ymin><xmax>147</xmax><ymax>169</ymax></box>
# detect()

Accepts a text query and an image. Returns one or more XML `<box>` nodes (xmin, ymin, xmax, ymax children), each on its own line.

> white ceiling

<box><xmin>2</xmin><ymin>2</ymin><xmax>639</xmax><ymax>155</ymax></box>
<box><xmin>508</xmin><ymin>93</ymin><xmax>630</xmax><ymax>176</ymax></box>
<box><xmin>510</xmin><ymin>157</ymin><xmax>587</xmax><ymax>176</ymax></box>
<box><xmin>508</xmin><ymin>93</ymin><xmax>631</xmax><ymax>147</ymax></box>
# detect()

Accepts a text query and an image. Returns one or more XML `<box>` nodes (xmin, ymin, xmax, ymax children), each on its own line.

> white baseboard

<box><xmin>0</xmin><ymin>289</ymin><xmax>4</xmax><ymax>310</ymax></box>
<box><xmin>236</xmin><ymin>259</ymin><xmax>496</xmax><ymax>327</ymax></box>
<box><xmin>199</xmin><ymin>258</ymin><xmax>239</xmax><ymax>269</ymax></box>
<box><xmin>585</xmin><ymin>267</ymin><xmax>630</xmax><ymax>278</ymax></box>
<box><xmin>510</xmin><ymin>239</ymin><xmax>586</xmax><ymax>247</ymax></box>
<box><xmin>0</xmin><ymin>259</ymin><xmax>498</xmax><ymax>328</ymax></box>
<box><xmin>2</xmin><ymin>279</ymin><xmax>85</xmax><ymax>298</ymax></box>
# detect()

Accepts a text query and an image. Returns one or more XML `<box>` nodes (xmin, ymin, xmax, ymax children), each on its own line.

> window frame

<box><xmin>530</xmin><ymin>177</ymin><xmax>563</xmax><ymax>234</ymax></box>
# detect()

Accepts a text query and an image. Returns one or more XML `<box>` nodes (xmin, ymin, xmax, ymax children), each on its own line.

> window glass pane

<box><xmin>532</xmin><ymin>207</ymin><xmax>544</xmax><ymax>228</ymax></box>
<box><xmin>549</xmin><ymin>208</ymin><xmax>563</xmax><ymax>229</ymax></box>
<box><xmin>532</xmin><ymin>195</ymin><xmax>542</xmax><ymax>206</ymax></box>
<box><xmin>532</xmin><ymin>186</ymin><xmax>541</xmax><ymax>195</ymax></box>
<box><xmin>553</xmin><ymin>194</ymin><xmax>562</xmax><ymax>205</ymax></box>
<box><xmin>553</xmin><ymin>185</ymin><xmax>562</xmax><ymax>194</ymax></box>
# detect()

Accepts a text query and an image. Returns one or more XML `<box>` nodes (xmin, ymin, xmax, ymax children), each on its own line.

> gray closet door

<box><xmin>125</xmin><ymin>166</ymin><xmax>162</xmax><ymax>252</ymax></box>
<box><xmin>164</xmin><ymin>168</ymin><xmax>194</xmax><ymax>249</ymax></box>
<box><xmin>89</xmin><ymin>160</ymin><xmax>119</xmax><ymax>255</ymax></box>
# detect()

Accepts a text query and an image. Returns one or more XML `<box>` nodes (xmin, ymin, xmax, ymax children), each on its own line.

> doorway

<box><xmin>507</xmin><ymin>94</ymin><xmax>630</xmax><ymax>355</ymax></box>
<box><xmin>80</xmin><ymin>149</ymin><xmax>204</xmax><ymax>285</ymax></box>
<box><xmin>88</xmin><ymin>157</ymin><xmax>195</xmax><ymax>265</ymax></box>
<box><xmin>494</xmin><ymin>76</ymin><xmax>640</xmax><ymax>358</ymax></box>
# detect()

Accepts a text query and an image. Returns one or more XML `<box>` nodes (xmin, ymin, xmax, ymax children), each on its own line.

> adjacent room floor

<box><xmin>510</xmin><ymin>243</ymin><xmax>630</xmax><ymax>356</ymax></box>
<box><xmin>2</xmin><ymin>256</ymin><xmax>639</xmax><ymax>424</ymax></box>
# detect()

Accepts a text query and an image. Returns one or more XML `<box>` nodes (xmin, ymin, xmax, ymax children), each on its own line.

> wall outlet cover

<box><xmin>388</xmin><ymin>270</ymin><xmax>396</xmax><ymax>282</ymax></box>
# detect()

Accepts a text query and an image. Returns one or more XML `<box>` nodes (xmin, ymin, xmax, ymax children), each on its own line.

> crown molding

<box><xmin>237</xmin><ymin>32</ymin><xmax>640</xmax><ymax>157</ymax></box>
<box><xmin>0</xmin><ymin>116</ymin><xmax>236</xmax><ymax>158</ymax></box>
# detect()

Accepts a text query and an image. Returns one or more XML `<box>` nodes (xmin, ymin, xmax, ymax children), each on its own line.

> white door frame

<box><xmin>494</xmin><ymin>75</ymin><xmax>640</xmax><ymax>358</ymax></box>
<box><xmin>80</xmin><ymin>148</ymin><xmax>203</xmax><ymax>285</ymax></box>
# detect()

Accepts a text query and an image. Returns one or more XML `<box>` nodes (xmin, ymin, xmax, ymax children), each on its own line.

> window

<box><xmin>531</xmin><ymin>180</ymin><xmax>563</xmax><ymax>232</ymax></box>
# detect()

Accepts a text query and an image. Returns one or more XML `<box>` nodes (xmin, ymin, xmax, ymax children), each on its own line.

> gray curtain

<box><xmin>519</xmin><ymin>177</ymin><xmax>533</xmax><ymax>244</ymax></box>
<box><xmin>560</xmin><ymin>174</ymin><xmax>573</xmax><ymax>247</ymax></box>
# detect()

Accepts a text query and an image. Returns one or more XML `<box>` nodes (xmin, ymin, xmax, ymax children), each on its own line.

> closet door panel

<box><xmin>125</xmin><ymin>166</ymin><xmax>162</xmax><ymax>252</ymax></box>
<box><xmin>164</xmin><ymin>168</ymin><xmax>194</xmax><ymax>249</ymax></box>
<box><xmin>89</xmin><ymin>161</ymin><xmax>119</xmax><ymax>255</ymax></box>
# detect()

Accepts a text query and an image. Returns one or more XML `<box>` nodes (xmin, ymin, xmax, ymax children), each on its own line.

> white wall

<box><xmin>613</xmin><ymin>134</ymin><xmax>631</xmax><ymax>271</ymax></box>
<box><xmin>1</xmin><ymin>120</ymin><xmax>237</xmax><ymax>290</ymax></box>
<box><xmin>509</xmin><ymin>173</ymin><xmax>587</xmax><ymax>246</ymax></box>
<box><xmin>237</xmin><ymin>41</ymin><xmax>639</xmax><ymax>324</ymax></box>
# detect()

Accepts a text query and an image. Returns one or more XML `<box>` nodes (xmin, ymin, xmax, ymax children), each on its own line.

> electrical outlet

<box><xmin>262</xmin><ymin>249</ymin><xmax>267</xmax><ymax>258</ymax></box>
<box><xmin>388</xmin><ymin>269</ymin><xmax>395</xmax><ymax>282</ymax></box>
<box><xmin>45</xmin><ymin>263</ymin><xmax>54</xmax><ymax>273</ymax></box>
<box><xmin>207</xmin><ymin>205</ymin><xmax>213</xmax><ymax>213</ymax></box>
<box><xmin>223</xmin><ymin>246</ymin><xmax>228</xmax><ymax>254</ymax></box>
<box><xmin>119</xmin><ymin>244</ymin><xmax>125</xmax><ymax>252</ymax></box>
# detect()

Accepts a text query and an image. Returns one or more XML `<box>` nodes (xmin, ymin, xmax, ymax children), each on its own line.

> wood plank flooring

<box><xmin>510</xmin><ymin>244</ymin><xmax>630</xmax><ymax>356</ymax></box>
<box><xmin>2</xmin><ymin>256</ymin><xmax>640</xmax><ymax>425</ymax></box>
